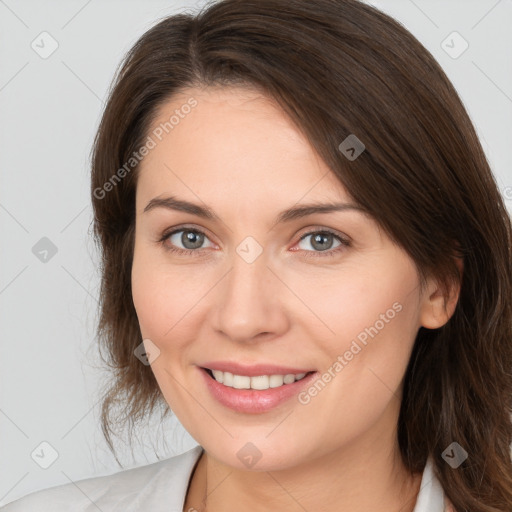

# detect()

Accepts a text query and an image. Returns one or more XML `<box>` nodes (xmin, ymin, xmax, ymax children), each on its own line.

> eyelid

<box><xmin>159</xmin><ymin>223</ymin><xmax>217</xmax><ymax>244</ymax></box>
<box><xmin>296</xmin><ymin>225</ymin><xmax>350</xmax><ymax>242</ymax></box>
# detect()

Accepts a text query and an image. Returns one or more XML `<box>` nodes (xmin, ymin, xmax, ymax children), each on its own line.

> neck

<box><xmin>184</xmin><ymin>433</ymin><xmax>422</xmax><ymax>512</ymax></box>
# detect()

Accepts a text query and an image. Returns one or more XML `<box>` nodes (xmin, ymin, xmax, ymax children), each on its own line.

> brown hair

<box><xmin>90</xmin><ymin>0</ymin><xmax>512</xmax><ymax>509</ymax></box>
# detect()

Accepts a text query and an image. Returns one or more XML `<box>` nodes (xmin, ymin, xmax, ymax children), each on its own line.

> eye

<box><xmin>294</xmin><ymin>229</ymin><xmax>351</xmax><ymax>259</ymax></box>
<box><xmin>158</xmin><ymin>226</ymin><xmax>215</xmax><ymax>256</ymax></box>
<box><xmin>158</xmin><ymin>225</ymin><xmax>351</xmax><ymax>259</ymax></box>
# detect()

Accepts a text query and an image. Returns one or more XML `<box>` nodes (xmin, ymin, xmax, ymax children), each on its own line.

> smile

<box><xmin>199</xmin><ymin>366</ymin><xmax>319</xmax><ymax>413</ymax></box>
<box><xmin>204</xmin><ymin>368</ymin><xmax>311</xmax><ymax>390</ymax></box>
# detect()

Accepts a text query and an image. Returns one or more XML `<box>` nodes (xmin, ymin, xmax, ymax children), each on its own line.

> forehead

<box><xmin>136</xmin><ymin>85</ymin><xmax>352</xmax><ymax>207</ymax></box>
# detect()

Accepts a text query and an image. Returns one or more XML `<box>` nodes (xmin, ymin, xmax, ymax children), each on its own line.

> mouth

<box><xmin>198</xmin><ymin>365</ymin><xmax>319</xmax><ymax>414</ymax></box>
<box><xmin>202</xmin><ymin>367</ymin><xmax>315</xmax><ymax>390</ymax></box>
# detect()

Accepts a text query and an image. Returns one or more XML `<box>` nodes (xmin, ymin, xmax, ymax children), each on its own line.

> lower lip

<box><xmin>198</xmin><ymin>367</ymin><xmax>318</xmax><ymax>414</ymax></box>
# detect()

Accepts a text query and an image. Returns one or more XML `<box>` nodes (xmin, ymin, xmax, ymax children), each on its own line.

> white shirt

<box><xmin>1</xmin><ymin>445</ymin><xmax>449</xmax><ymax>511</ymax></box>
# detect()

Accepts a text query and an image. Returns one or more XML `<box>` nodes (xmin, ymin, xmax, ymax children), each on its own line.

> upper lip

<box><xmin>200</xmin><ymin>361</ymin><xmax>316</xmax><ymax>377</ymax></box>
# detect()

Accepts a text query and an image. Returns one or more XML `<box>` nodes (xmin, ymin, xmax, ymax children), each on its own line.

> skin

<box><xmin>131</xmin><ymin>85</ymin><xmax>461</xmax><ymax>512</ymax></box>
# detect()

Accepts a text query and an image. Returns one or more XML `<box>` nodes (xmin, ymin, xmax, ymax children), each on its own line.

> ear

<box><xmin>419</xmin><ymin>257</ymin><xmax>463</xmax><ymax>330</ymax></box>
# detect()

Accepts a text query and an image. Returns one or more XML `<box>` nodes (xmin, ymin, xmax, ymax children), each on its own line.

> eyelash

<box><xmin>157</xmin><ymin>225</ymin><xmax>351</xmax><ymax>259</ymax></box>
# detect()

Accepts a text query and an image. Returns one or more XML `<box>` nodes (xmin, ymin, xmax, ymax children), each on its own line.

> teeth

<box><xmin>212</xmin><ymin>370</ymin><xmax>224</xmax><ymax>384</ymax></box>
<box><xmin>233</xmin><ymin>374</ymin><xmax>251</xmax><ymax>389</ymax></box>
<box><xmin>209</xmin><ymin>369</ymin><xmax>308</xmax><ymax>390</ymax></box>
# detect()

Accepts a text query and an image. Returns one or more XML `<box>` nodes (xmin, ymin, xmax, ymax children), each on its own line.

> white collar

<box><xmin>412</xmin><ymin>455</ymin><xmax>446</xmax><ymax>512</ymax></box>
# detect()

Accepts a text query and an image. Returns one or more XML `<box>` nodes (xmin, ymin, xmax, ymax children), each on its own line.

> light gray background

<box><xmin>1</xmin><ymin>0</ymin><xmax>511</xmax><ymax>506</ymax></box>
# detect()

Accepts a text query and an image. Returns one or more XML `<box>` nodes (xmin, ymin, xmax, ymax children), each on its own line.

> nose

<box><xmin>212</xmin><ymin>249</ymin><xmax>290</xmax><ymax>344</ymax></box>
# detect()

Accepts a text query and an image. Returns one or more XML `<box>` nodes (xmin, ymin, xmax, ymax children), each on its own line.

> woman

<box><xmin>3</xmin><ymin>0</ymin><xmax>511</xmax><ymax>511</ymax></box>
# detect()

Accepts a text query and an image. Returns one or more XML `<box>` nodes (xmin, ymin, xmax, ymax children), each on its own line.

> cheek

<box><xmin>292</xmin><ymin>271</ymin><xmax>420</xmax><ymax>444</ymax></box>
<box><xmin>291</xmin><ymin>262</ymin><xmax>420</xmax><ymax>384</ymax></box>
<box><xmin>131</xmin><ymin>251</ymin><xmax>201</xmax><ymax>410</ymax></box>
<box><xmin>131</xmin><ymin>245</ymin><xmax>178</xmax><ymax>341</ymax></box>
<box><xmin>131</xmin><ymin>247</ymin><xmax>209</xmax><ymax>352</ymax></box>
<box><xmin>131</xmin><ymin>253</ymin><xmax>161</xmax><ymax>336</ymax></box>
<box><xmin>284</xmin><ymin>262</ymin><xmax>416</xmax><ymax>344</ymax></box>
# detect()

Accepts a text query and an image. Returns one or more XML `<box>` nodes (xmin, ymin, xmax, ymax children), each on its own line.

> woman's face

<box><xmin>131</xmin><ymin>85</ymin><xmax>441</xmax><ymax>470</ymax></box>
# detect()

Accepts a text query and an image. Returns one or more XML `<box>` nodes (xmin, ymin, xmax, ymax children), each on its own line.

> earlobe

<box><xmin>419</xmin><ymin>257</ymin><xmax>463</xmax><ymax>330</ymax></box>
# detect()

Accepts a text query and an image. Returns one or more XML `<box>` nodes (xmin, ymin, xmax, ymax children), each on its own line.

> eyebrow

<box><xmin>143</xmin><ymin>195</ymin><xmax>370</xmax><ymax>224</ymax></box>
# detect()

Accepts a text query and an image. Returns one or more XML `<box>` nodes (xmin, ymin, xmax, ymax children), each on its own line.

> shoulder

<box><xmin>0</xmin><ymin>445</ymin><xmax>203</xmax><ymax>512</ymax></box>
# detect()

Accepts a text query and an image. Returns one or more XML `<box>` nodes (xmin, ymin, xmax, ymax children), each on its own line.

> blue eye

<box><xmin>158</xmin><ymin>226</ymin><xmax>350</xmax><ymax>259</ymax></box>
<box><xmin>296</xmin><ymin>230</ymin><xmax>350</xmax><ymax>258</ymax></box>
<box><xmin>159</xmin><ymin>227</ymin><xmax>214</xmax><ymax>256</ymax></box>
